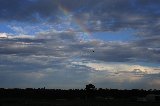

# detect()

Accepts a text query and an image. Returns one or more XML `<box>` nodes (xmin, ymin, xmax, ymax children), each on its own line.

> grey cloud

<box><xmin>0</xmin><ymin>0</ymin><xmax>160</xmax><ymax>37</ymax></box>
<box><xmin>1</xmin><ymin>30</ymin><xmax>160</xmax><ymax>64</ymax></box>
<box><xmin>0</xmin><ymin>31</ymin><xmax>79</xmax><ymax>56</ymax></box>
<box><xmin>135</xmin><ymin>36</ymin><xmax>160</xmax><ymax>48</ymax></box>
<box><xmin>95</xmin><ymin>72</ymin><xmax>160</xmax><ymax>89</ymax></box>
<box><xmin>0</xmin><ymin>0</ymin><xmax>59</xmax><ymax>22</ymax></box>
<box><xmin>81</xmin><ymin>42</ymin><xmax>142</xmax><ymax>62</ymax></box>
<box><xmin>0</xmin><ymin>55</ymin><xmax>93</xmax><ymax>88</ymax></box>
<box><xmin>78</xmin><ymin>40</ymin><xmax>160</xmax><ymax>63</ymax></box>
<box><xmin>1</xmin><ymin>0</ymin><xmax>160</xmax><ymax>89</ymax></box>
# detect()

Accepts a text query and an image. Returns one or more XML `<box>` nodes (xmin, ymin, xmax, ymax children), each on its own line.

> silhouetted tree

<box><xmin>85</xmin><ymin>84</ymin><xmax>95</xmax><ymax>91</ymax></box>
<box><xmin>85</xmin><ymin>84</ymin><xmax>96</xmax><ymax>99</ymax></box>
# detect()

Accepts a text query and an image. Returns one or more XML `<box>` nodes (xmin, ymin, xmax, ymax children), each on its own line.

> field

<box><xmin>0</xmin><ymin>98</ymin><xmax>160</xmax><ymax>106</ymax></box>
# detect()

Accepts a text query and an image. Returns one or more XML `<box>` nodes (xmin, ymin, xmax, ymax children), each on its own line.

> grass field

<box><xmin>0</xmin><ymin>98</ymin><xmax>160</xmax><ymax>106</ymax></box>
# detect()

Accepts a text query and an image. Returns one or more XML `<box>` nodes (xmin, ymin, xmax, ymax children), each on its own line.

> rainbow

<box><xmin>58</xmin><ymin>5</ymin><xmax>92</xmax><ymax>41</ymax></box>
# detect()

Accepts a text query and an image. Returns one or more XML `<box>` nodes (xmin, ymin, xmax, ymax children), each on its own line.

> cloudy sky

<box><xmin>0</xmin><ymin>0</ymin><xmax>160</xmax><ymax>89</ymax></box>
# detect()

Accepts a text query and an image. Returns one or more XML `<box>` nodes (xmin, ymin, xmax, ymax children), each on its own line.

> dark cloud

<box><xmin>135</xmin><ymin>36</ymin><xmax>160</xmax><ymax>48</ymax></box>
<box><xmin>0</xmin><ymin>0</ymin><xmax>160</xmax><ymax>36</ymax></box>
<box><xmin>0</xmin><ymin>54</ymin><xmax>93</xmax><ymax>88</ymax></box>
<box><xmin>0</xmin><ymin>0</ymin><xmax>59</xmax><ymax>22</ymax></box>
<box><xmin>80</xmin><ymin>41</ymin><xmax>160</xmax><ymax>63</ymax></box>
<box><xmin>1</xmin><ymin>31</ymin><xmax>160</xmax><ymax>64</ymax></box>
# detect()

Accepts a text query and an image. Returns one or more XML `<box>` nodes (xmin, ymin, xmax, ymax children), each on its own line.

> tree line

<box><xmin>0</xmin><ymin>84</ymin><xmax>160</xmax><ymax>100</ymax></box>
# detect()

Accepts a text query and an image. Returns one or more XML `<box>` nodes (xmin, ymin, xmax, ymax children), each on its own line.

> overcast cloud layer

<box><xmin>0</xmin><ymin>0</ymin><xmax>160</xmax><ymax>89</ymax></box>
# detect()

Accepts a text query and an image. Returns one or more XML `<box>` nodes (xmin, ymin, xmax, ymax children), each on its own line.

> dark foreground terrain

<box><xmin>0</xmin><ymin>98</ymin><xmax>160</xmax><ymax>106</ymax></box>
<box><xmin>0</xmin><ymin>84</ymin><xmax>160</xmax><ymax>106</ymax></box>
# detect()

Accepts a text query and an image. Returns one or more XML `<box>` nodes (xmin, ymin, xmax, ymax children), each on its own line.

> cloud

<box><xmin>134</xmin><ymin>36</ymin><xmax>160</xmax><ymax>48</ymax></box>
<box><xmin>0</xmin><ymin>0</ymin><xmax>160</xmax><ymax>37</ymax></box>
<box><xmin>1</xmin><ymin>30</ymin><xmax>160</xmax><ymax>64</ymax></box>
<box><xmin>0</xmin><ymin>55</ymin><xmax>93</xmax><ymax>88</ymax></box>
<box><xmin>0</xmin><ymin>30</ymin><xmax>160</xmax><ymax>88</ymax></box>
<box><xmin>0</xmin><ymin>0</ymin><xmax>160</xmax><ymax>89</ymax></box>
<box><xmin>0</xmin><ymin>0</ymin><xmax>58</xmax><ymax>22</ymax></box>
<box><xmin>0</xmin><ymin>33</ymin><xmax>8</xmax><ymax>38</ymax></box>
<box><xmin>78</xmin><ymin>62</ymin><xmax>159</xmax><ymax>73</ymax></box>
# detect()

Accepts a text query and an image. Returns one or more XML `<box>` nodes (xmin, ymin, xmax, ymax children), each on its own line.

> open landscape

<box><xmin>0</xmin><ymin>0</ymin><xmax>160</xmax><ymax>106</ymax></box>
<box><xmin>0</xmin><ymin>84</ymin><xmax>160</xmax><ymax>106</ymax></box>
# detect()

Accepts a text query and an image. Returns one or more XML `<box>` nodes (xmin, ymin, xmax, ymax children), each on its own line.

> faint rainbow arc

<box><xmin>58</xmin><ymin>5</ymin><xmax>92</xmax><ymax>40</ymax></box>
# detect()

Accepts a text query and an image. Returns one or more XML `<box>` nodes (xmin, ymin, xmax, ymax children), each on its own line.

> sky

<box><xmin>0</xmin><ymin>0</ymin><xmax>160</xmax><ymax>89</ymax></box>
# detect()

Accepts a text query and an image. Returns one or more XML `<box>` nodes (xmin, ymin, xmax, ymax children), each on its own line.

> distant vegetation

<box><xmin>0</xmin><ymin>84</ymin><xmax>160</xmax><ymax>106</ymax></box>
